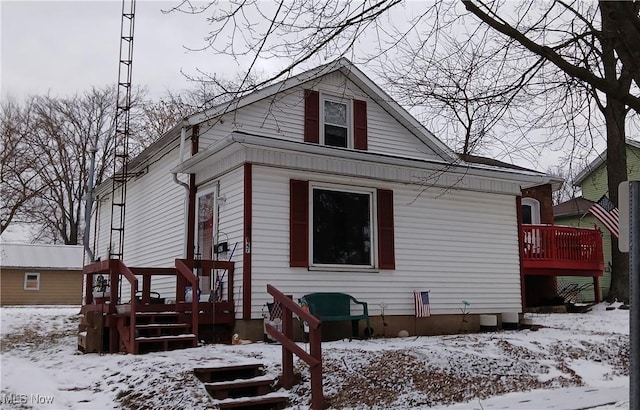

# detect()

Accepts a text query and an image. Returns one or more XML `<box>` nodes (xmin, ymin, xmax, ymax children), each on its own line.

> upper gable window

<box><xmin>322</xmin><ymin>97</ymin><xmax>350</xmax><ymax>148</ymax></box>
<box><xmin>304</xmin><ymin>89</ymin><xmax>368</xmax><ymax>150</ymax></box>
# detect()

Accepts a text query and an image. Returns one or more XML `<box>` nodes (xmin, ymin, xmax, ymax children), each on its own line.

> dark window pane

<box><xmin>313</xmin><ymin>189</ymin><xmax>371</xmax><ymax>265</ymax></box>
<box><xmin>522</xmin><ymin>204</ymin><xmax>532</xmax><ymax>224</ymax></box>
<box><xmin>325</xmin><ymin>125</ymin><xmax>347</xmax><ymax>147</ymax></box>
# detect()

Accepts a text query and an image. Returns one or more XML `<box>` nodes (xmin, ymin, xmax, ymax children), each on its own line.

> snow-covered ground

<box><xmin>0</xmin><ymin>303</ymin><xmax>630</xmax><ymax>409</ymax></box>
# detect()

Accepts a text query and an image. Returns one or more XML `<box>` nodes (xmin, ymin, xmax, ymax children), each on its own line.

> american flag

<box><xmin>414</xmin><ymin>290</ymin><xmax>431</xmax><ymax>318</ymax></box>
<box><xmin>589</xmin><ymin>195</ymin><xmax>619</xmax><ymax>238</ymax></box>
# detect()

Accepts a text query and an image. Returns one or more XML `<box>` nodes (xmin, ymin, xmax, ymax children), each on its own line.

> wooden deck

<box><xmin>79</xmin><ymin>258</ymin><xmax>235</xmax><ymax>354</ymax></box>
<box><xmin>521</xmin><ymin>225</ymin><xmax>604</xmax><ymax>277</ymax></box>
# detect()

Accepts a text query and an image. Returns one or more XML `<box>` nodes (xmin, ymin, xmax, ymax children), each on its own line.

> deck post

<box><xmin>282</xmin><ymin>297</ymin><xmax>294</xmax><ymax>389</ymax></box>
<box><xmin>310</xmin><ymin>326</ymin><xmax>323</xmax><ymax>409</ymax></box>
<box><xmin>593</xmin><ymin>276</ymin><xmax>601</xmax><ymax>304</ymax></box>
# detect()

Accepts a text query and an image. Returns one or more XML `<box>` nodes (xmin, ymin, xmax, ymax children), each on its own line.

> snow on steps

<box><xmin>194</xmin><ymin>363</ymin><xmax>289</xmax><ymax>410</ymax></box>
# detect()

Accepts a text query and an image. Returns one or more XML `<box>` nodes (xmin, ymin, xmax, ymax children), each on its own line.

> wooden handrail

<box><xmin>113</xmin><ymin>259</ymin><xmax>138</xmax><ymax>352</ymax></box>
<box><xmin>266</xmin><ymin>284</ymin><xmax>323</xmax><ymax>410</ymax></box>
<box><xmin>175</xmin><ymin>259</ymin><xmax>200</xmax><ymax>342</ymax></box>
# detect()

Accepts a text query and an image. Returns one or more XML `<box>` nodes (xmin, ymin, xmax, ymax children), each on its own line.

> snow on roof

<box><xmin>0</xmin><ymin>243</ymin><xmax>84</xmax><ymax>270</ymax></box>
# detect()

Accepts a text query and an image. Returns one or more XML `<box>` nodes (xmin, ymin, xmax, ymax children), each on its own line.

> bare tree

<box><xmin>21</xmin><ymin>87</ymin><xmax>119</xmax><ymax>244</ymax></box>
<box><xmin>0</xmin><ymin>97</ymin><xmax>44</xmax><ymax>234</ymax></box>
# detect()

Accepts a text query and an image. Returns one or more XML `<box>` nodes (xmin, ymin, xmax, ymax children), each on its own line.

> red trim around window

<box><xmin>243</xmin><ymin>163</ymin><xmax>252</xmax><ymax>319</ymax></box>
<box><xmin>377</xmin><ymin>189</ymin><xmax>395</xmax><ymax>270</ymax></box>
<box><xmin>290</xmin><ymin>179</ymin><xmax>309</xmax><ymax>267</ymax></box>
<box><xmin>353</xmin><ymin>99</ymin><xmax>368</xmax><ymax>150</ymax></box>
<box><xmin>304</xmin><ymin>90</ymin><xmax>320</xmax><ymax>143</ymax></box>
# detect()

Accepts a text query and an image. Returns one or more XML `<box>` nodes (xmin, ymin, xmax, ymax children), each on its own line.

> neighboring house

<box><xmin>85</xmin><ymin>58</ymin><xmax>602</xmax><ymax>351</ymax></box>
<box><xmin>554</xmin><ymin>140</ymin><xmax>640</xmax><ymax>301</ymax></box>
<box><xmin>1</xmin><ymin>243</ymin><xmax>84</xmax><ymax>305</ymax></box>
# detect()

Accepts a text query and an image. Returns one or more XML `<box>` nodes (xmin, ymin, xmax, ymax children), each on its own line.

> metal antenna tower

<box><xmin>109</xmin><ymin>0</ymin><xmax>136</xmax><ymax>260</ymax></box>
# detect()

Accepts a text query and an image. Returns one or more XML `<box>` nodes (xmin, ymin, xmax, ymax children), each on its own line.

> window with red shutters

<box><xmin>304</xmin><ymin>90</ymin><xmax>368</xmax><ymax>150</ymax></box>
<box><xmin>289</xmin><ymin>179</ymin><xmax>395</xmax><ymax>270</ymax></box>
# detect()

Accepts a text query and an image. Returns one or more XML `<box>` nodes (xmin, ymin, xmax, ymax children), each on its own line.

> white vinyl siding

<box><xmin>198</xmin><ymin>71</ymin><xmax>443</xmax><ymax>161</ymax></box>
<box><xmin>248</xmin><ymin>165</ymin><xmax>521</xmax><ymax>319</ymax></box>
<box><xmin>214</xmin><ymin>167</ymin><xmax>245</xmax><ymax>310</ymax></box>
<box><xmin>92</xmin><ymin>143</ymin><xmax>188</xmax><ymax>299</ymax></box>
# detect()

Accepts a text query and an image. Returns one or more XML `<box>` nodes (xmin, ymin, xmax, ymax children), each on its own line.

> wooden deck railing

<box><xmin>83</xmin><ymin>259</ymin><xmax>138</xmax><ymax>351</ymax></box>
<box><xmin>266</xmin><ymin>284</ymin><xmax>323</xmax><ymax>410</ymax></box>
<box><xmin>521</xmin><ymin>225</ymin><xmax>604</xmax><ymax>272</ymax></box>
<box><xmin>83</xmin><ymin>258</ymin><xmax>235</xmax><ymax>353</ymax></box>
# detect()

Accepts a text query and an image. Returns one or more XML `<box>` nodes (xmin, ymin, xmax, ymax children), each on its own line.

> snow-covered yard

<box><xmin>0</xmin><ymin>304</ymin><xmax>630</xmax><ymax>409</ymax></box>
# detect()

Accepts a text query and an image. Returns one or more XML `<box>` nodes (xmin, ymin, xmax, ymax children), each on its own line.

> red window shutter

<box><xmin>353</xmin><ymin>99</ymin><xmax>368</xmax><ymax>150</ymax></box>
<box><xmin>304</xmin><ymin>90</ymin><xmax>320</xmax><ymax>143</ymax></box>
<box><xmin>290</xmin><ymin>179</ymin><xmax>309</xmax><ymax>267</ymax></box>
<box><xmin>377</xmin><ymin>189</ymin><xmax>395</xmax><ymax>269</ymax></box>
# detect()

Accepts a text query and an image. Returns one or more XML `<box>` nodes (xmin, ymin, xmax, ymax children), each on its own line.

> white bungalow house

<box><xmin>84</xmin><ymin>58</ymin><xmax>603</xmax><ymax>353</ymax></box>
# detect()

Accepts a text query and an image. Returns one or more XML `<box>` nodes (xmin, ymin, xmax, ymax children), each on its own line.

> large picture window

<box><xmin>290</xmin><ymin>180</ymin><xmax>394</xmax><ymax>269</ymax></box>
<box><xmin>311</xmin><ymin>186</ymin><xmax>373</xmax><ymax>267</ymax></box>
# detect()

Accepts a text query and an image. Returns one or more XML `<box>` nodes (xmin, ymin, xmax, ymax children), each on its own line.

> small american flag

<box><xmin>414</xmin><ymin>290</ymin><xmax>431</xmax><ymax>318</ymax></box>
<box><xmin>589</xmin><ymin>195</ymin><xmax>619</xmax><ymax>238</ymax></box>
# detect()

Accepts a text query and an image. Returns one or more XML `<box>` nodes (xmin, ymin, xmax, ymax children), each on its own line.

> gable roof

<box><xmin>185</xmin><ymin>57</ymin><xmax>457</xmax><ymax>161</ymax></box>
<box><xmin>1</xmin><ymin>243</ymin><xmax>84</xmax><ymax>270</ymax></box>
<box><xmin>574</xmin><ymin>139</ymin><xmax>640</xmax><ymax>185</ymax></box>
<box><xmin>553</xmin><ymin>197</ymin><xmax>594</xmax><ymax>218</ymax></box>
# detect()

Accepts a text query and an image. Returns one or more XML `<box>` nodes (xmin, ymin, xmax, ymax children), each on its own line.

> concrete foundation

<box><xmin>231</xmin><ymin>313</ymin><xmax>519</xmax><ymax>342</ymax></box>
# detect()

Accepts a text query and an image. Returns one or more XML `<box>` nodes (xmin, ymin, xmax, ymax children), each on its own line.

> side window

<box><xmin>24</xmin><ymin>272</ymin><xmax>40</xmax><ymax>291</ymax></box>
<box><xmin>521</xmin><ymin>198</ymin><xmax>541</xmax><ymax>225</ymax></box>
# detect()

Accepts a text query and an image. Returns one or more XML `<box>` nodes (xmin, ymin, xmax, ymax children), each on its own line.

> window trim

<box><xmin>320</xmin><ymin>93</ymin><xmax>352</xmax><ymax>148</ymax></box>
<box><xmin>308</xmin><ymin>182</ymin><xmax>377</xmax><ymax>270</ymax></box>
<box><xmin>521</xmin><ymin>197</ymin><xmax>541</xmax><ymax>225</ymax></box>
<box><xmin>24</xmin><ymin>272</ymin><xmax>40</xmax><ymax>291</ymax></box>
<box><xmin>195</xmin><ymin>186</ymin><xmax>218</xmax><ymax>260</ymax></box>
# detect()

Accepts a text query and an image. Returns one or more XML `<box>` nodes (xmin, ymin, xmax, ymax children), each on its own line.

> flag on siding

<box><xmin>589</xmin><ymin>195</ymin><xmax>619</xmax><ymax>238</ymax></box>
<box><xmin>414</xmin><ymin>290</ymin><xmax>431</xmax><ymax>317</ymax></box>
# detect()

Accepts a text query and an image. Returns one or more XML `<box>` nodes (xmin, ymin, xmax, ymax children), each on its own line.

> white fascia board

<box><xmin>172</xmin><ymin>133</ymin><xmax>553</xmax><ymax>190</ymax></box>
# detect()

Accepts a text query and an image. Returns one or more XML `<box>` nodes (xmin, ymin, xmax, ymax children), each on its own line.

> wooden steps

<box><xmin>194</xmin><ymin>363</ymin><xmax>288</xmax><ymax>410</ymax></box>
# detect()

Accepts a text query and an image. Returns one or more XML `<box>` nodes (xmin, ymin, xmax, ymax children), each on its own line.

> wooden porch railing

<box><xmin>83</xmin><ymin>259</ymin><xmax>138</xmax><ymax>352</ymax></box>
<box><xmin>521</xmin><ymin>225</ymin><xmax>604</xmax><ymax>271</ymax></box>
<box><xmin>266</xmin><ymin>284</ymin><xmax>323</xmax><ymax>410</ymax></box>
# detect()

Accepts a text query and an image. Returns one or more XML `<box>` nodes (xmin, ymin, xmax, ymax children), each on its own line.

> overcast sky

<box><xmin>1</xmin><ymin>1</ymin><xmax>251</xmax><ymax>100</ymax></box>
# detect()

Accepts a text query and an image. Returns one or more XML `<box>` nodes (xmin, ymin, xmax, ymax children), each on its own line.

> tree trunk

<box><xmin>605</xmin><ymin>99</ymin><xmax>629</xmax><ymax>302</ymax></box>
<box><xmin>601</xmin><ymin>3</ymin><xmax>630</xmax><ymax>303</ymax></box>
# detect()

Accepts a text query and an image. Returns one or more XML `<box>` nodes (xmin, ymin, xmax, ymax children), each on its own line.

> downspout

<box><xmin>172</xmin><ymin>126</ymin><xmax>190</xmax><ymax>260</ymax></box>
<box><xmin>172</xmin><ymin>126</ymin><xmax>190</xmax><ymax>192</ymax></box>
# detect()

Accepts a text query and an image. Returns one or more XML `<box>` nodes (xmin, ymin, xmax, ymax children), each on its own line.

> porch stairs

<box><xmin>194</xmin><ymin>363</ymin><xmax>289</xmax><ymax>410</ymax></box>
<box><xmin>119</xmin><ymin>310</ymin><xmax>197</xmax><ymax>354</ymax></box>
